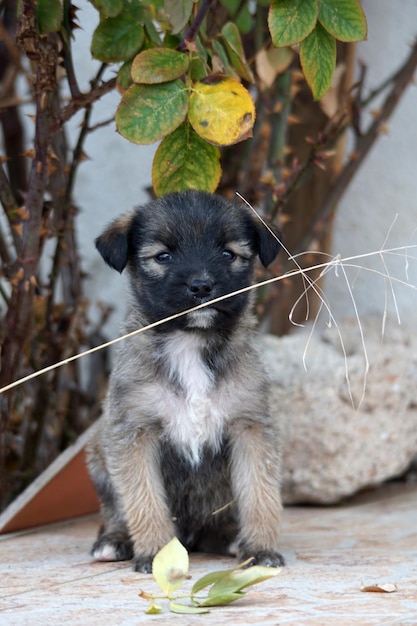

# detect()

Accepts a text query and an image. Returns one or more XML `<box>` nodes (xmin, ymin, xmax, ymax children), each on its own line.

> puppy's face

<box><xmin>96</xmin><ymin>191</ymin><xmax>280</xmax><ymax>333</ymax></box>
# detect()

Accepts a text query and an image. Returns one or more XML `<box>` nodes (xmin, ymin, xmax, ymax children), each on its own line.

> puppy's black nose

<box><xmin>188</xmin><ymin>277</ymin><xmax>214</xmax><ymax>299</ymax></box>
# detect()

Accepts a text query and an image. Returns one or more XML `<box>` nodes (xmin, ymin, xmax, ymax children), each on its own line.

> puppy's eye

<box><xmin>222</xmin><ymin>249</ymin><xmax>236</xmax><ymax>261</ymax></box>
<box><xmin>155</xmin><ymin>251</ymin><xmax>173</xmax><ymax>264</ymax></box>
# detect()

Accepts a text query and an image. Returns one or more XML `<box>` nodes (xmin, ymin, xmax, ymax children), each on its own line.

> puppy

<box><xmin>87</xmin><ymin>190</ymin><xmax>284</xmax><ymax>573</ymax></box>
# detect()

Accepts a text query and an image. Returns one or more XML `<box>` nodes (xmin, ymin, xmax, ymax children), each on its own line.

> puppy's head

<box><xmin>96</xmin><ymin>191</ymin><xmax>281</xmax><ymax>333</ymax></box>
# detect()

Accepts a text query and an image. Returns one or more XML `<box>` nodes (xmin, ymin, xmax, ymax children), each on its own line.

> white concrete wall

<box><xmin>70</xmin><ymin>0</ymin><xmax>417</xmax><ymax>338</ymax></box>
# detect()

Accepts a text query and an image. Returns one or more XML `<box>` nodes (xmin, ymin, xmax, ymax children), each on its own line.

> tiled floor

<box><xmin>0</xmin><ymin>483</ymin><xmax>416</xmax><ymax>625</ymax></box>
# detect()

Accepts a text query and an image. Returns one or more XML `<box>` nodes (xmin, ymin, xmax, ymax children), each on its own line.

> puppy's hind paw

<box><xmin>133</xmin><ymin>555</ymin><xmax>154</xmax><ymax>574</ymax></box>
<box><xmin>91</xmin><ymin>534</ymin><xmax>134</xmax><ymax>562</ymax></box>
<box><xmin>240</xmin><ymin>549</ymin><xmax>285</xmax><ymax>568</ymax></box>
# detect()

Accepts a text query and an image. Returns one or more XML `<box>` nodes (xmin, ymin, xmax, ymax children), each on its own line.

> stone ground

<box><xmin>1</xmin><ymin>482</ymin><xmax>416</xmax><ymax>625</ymax></box>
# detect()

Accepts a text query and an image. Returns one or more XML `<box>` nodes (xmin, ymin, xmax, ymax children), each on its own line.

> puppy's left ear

<box><xmin>95</xmin><ymin>213</ymin><xmax>133</xmax><ymax>273</ymax></box>
<box><xmin>256</xmin><ymin>221</ymin><xmax>282</xmax><ymax>268</ymax></box>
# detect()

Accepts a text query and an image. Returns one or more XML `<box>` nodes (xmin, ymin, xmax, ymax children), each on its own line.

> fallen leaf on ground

<box><xmin>360</xmin><ymin>583</ymin><xmax>398</xmax><ymax>593</ymax></box>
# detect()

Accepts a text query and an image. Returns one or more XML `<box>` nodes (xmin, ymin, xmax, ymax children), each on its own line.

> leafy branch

<box><xmin>86</xmin><ymin>0</ymin><xmax>368</xmax><ymax>195</ymax></box>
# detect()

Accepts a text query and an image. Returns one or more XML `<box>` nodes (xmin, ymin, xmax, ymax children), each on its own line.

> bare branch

<box><xmin>59</xmin><ymin>77</ymin><xmax>117</xmax><ymax>126</ymax></box>
<box><xmin>0</xmin><ymin>162</ymin><xmax>21</xmax><ymax>252</ymax></box>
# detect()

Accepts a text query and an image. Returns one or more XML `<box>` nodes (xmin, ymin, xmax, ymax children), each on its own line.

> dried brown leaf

<box><xmin>287</xmin><ymin>114</ymin><xmax>302</xmax><ymax>125</ymax></box>
<box><xmin>361</xmin><ymin>583</ymin><xmax>398</xmax><ymax>593</ymax></box>
<box><xmin>255</xmin><ymin>47</ymin><xmax>293</xmax><ymax>89</ymax></box>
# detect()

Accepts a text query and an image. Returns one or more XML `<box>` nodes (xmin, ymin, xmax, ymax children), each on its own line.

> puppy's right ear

<box><xmin>95</xmin><ymin>214</ymin><xmax>133</xmax><ymax>273</ymax></box>
<box><xmin>255</xmin><ymin>221</ymin><xmax>282</xmax><ymax>269</ymax></box>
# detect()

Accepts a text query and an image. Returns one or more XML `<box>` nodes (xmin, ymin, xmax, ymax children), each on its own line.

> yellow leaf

<box><xmin>152</xmin><ymin>538</ymin><xmax>189</xmax><ymax>596</ymax></box>
<box><xmin>189</xmin><ymin>76</ymin><xmax>255</xmax><ymax>146</ymax></box>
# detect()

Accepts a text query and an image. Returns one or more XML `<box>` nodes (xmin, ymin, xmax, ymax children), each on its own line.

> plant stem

<box><xmin>61</xmin><ymin>0</ymin><xmax>81</xmax><ymax>99</ymax></box>
<box><xmin>178</xmin><ymin>0</ymin><xmax>215</xmax><ymax>50</ymax></box>
<box><xmin>66</xmin><ymin>64</ymin><xmax>107</xmax><ymax>202</ymax></box>
<box><xmin>264</xmin><ymin>71</ymin><xmax>292</xmax><ymax>215</ymax></box>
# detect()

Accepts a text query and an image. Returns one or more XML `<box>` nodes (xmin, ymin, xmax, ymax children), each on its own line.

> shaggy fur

<box><xmin>87</xmin><ymin>190</ymin><xmax>284</xmax><ymax>573</ymax></box>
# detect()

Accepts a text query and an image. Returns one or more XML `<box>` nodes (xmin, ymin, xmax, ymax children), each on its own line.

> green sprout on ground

<box><xmin>139</xmin><ymin>537</ymin><xmax>282</xmax><ymax>615</ymax></box>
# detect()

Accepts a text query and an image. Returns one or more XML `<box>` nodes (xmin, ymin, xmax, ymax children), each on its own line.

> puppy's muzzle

<box><xmin>187</xmin><ymin>276</ymin><xmax>215</xmax><ymax>303</ymax></box>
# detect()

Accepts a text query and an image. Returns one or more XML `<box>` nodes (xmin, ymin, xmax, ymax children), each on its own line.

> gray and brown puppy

<box><xmin>87</xmin><ymin>190</ymin><xmax>284</xmax><ymax>573</ymax></box>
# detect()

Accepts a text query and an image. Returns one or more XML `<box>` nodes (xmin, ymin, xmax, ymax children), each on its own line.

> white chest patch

<box><xmin>161</xmin><ymin>332</ymin><xmax>225</xmax><ymax>465</ymax></box>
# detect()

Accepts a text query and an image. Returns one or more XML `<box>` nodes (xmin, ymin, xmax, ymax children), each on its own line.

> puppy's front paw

<box><xmin>133</xmin><ymin>555</ymin><xmax>154</xmax><ymax>573</ymax></box>
<box><xmin>240</xmin><ymin>549</ymin><xmax>285</xmax><ymax>568</ymax></box>
<box><xmin>91</xmin><ymin>533</ymin><xmax>134</xmax><ymax>562</ymax></box>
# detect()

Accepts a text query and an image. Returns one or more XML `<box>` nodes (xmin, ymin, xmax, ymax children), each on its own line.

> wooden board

<box><xmin>0</xmin><ymin>426</ymin><xmax>99</xmax><ymax>534</ymax></box>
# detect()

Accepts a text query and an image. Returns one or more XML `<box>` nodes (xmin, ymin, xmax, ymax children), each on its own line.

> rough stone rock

<box><xmin>261</xmin><ymin>317</ymin><xmax>417</xmax><ymax>504</ymax></box>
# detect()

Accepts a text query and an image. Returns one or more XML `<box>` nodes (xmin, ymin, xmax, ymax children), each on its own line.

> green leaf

<box><xmin>89</xmin><ymin>0</ymin><xmax>123</xmax><ymax>18</ymax></box>
<box><xmin>164</xmin><ymin>34</ymin><xmax>182</xmax><ymax>49</ymax></box>
<box><xmin>235</xmin><ymin>4</ymin><xmax>253</xmax><ymax>34</ymax></box>
<box><xmin>152</xmin><ymin>123</ymin><xmax>221</xmax><ymax>196</ymax></box>
<box><xmin>212</xmin><ymin>40</ymin><xmax>234</xmax><ymax>77</ymax></box>
<box><xmin>208</xmin><ymin>565</ymin><xmax>282</xmax><ymax>597</ymax></box>
<box><xmin>143</xmin><ymin>14</ymin><xmax>163</xmax><ymax>46</ymax></box>
<box><xmin>117</xmin><ymin>60</ymin><xmax>133</xmax><ymax>92</ymax></box>
<box><xmin>164</xmin><ymin>0</ymin><xmax>194</xmax><ymax>34</ymax></box>
<box><xmin>195</xmin><ymin>35</ymin><xmax>209</xmax><ymax>63</ymax></box>
<box><xmin>191</xmin><ymin>558</ymin><xmax>254</xmax><ymax>596</ymax></box>
<box><xmin>221</xmin><ymin>22</ymin><xmax>254</xmax><ymax>82</ymax></box>
<box><xmin>35</xmin><ymin>0</ymin><xmax>63</xmax><ymax>34</ymax></box>
<box><xmin>188</xmin><ymin>39</ymin><xmax>208</xmax><ymax>81</ymax></box>
<box><xmin>196</xmin><ymin>591</ymin><xmax>247</xmax><ymax>607</ymax></box>
<box><xmin>189</xmin><ymin>55</ymin><xmax>208</xmax><ymax>82</ymax></box>
<box><xmin>151</xmin><ymin>538</ymin><xmax>189</xmax><ymax>596</ymax></box>
<box><xmin>169</xmin><ymin>601</ymin><xmax>209</xmax><ymax>614</ymax></box>
<box><xmin>131</xmin><ymin>49</ymin><xmax>189</xmax><ymax>84</ymax></box>
<box><xmin>219</xmin><ymin>0</ymin><xmax>241</xmax><ymax>13</ymax></box>
<box><xmin>300</xmin><ymin>22</ymin><xmax>336</xmax><ymax>100</ymax></box>
<box><xmin>318</xmin><ymin>0</ymin><xmax>367</xmax><ymax>42</ymax></box>
<box><xmin>122</xmin><ymin>0</ymin><xmax>144</xmax><ymax>22</ymax></box>
<box><xmin>268</xmin><ymin>0</ymin><xmax>319</xmax><ymax>47</ymax></box>
<box><xmin>191</xmin><ymin>567</ymin><xmax>234</xmax><ymax>596</ymax></box>
<box><xmin>116</xmin><ymin>80</ymin><xmax>188</xmax><ymax>144</ymax></box>
<box><xmin>91</xmin><ymin>13</ymin><xmax>144</xmax><ymax>62</ymax></box>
